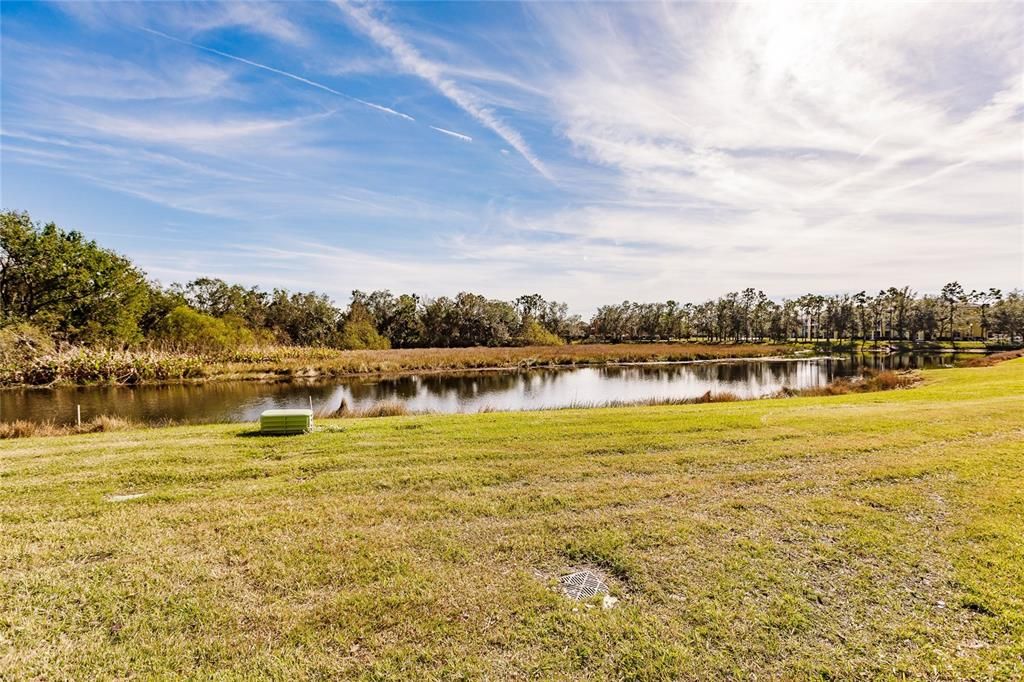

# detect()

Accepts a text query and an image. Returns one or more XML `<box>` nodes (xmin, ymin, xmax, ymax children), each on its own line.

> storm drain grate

<box><xmin>559</xmin><ymin>570</ymin><xmax>609</xmax><ymax>601</ymax></box>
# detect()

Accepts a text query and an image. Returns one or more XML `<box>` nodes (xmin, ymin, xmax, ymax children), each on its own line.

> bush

<box><xmin>0</xmin><ymin>322</ymin><xmax>54</xmax><ymax>363</ymax></box>
<box><xmin>517</xmin><ymin>320</ymin><xmax>564</xmax><ymax>346</ymax></box>
<box><xmin>154</xmin><ymin>306</ymin><xmax>254</xmax><ymax>352</ymax></box>
<box><xmin>338</xmin><ymin>304</ymin><xmax>390</xmax><ymax>350</ymax></box>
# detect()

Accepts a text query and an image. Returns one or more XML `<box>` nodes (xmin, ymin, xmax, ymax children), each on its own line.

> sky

<box><xmin>2</xmin><ymin>1</ymin><xmax>1022</xmax><ymax>313</ymax></box>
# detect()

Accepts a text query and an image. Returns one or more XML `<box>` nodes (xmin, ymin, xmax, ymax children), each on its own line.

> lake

<box><xmin>0</xmin><ymin>353</ymin><xmax>968</xmax><ymax>426</ymax></box>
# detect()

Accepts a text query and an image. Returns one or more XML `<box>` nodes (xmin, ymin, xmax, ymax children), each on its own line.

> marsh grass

<box><xmin>0</xmin><ymin>414</ymin><xmax>135</xmax><ymax>439</ymax></box>
<box><xmin>317</xmin><ymin>399</ymin><xmax>414</xmax><ymax>419</ymax></box>
<box><xmin>556</xmin><ymin>391</ymin><xmax>743</xmax><ymax>410</ymax></box>
<box><xmin>963</xmin><ymin>348</ymin><xmax>1024</xmax><ymax>367</ymax></box>
<box><xmin>778</xmin><ymin>369</ymin><xmax>919</xmax><ymax>397</ymax></box>
<box><xmin>1</xmin><ymin>348</ymin><xmax>206</xmax><ymax>386</ymax></box>
<box><xmin>2</xmin><ymin>342</ymin><xmax>793</xmax><ymax>386</ymax></box>
<box><xmin>2</xmin><ymin>360</ymin><xmax>1022</xmax><ymax>678</ymax></box>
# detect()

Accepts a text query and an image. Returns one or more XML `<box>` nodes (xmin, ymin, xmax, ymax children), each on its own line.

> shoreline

<box><xmin>1</xmin><ymin>364</ymin><xmax>925</xmax><ymax>438</ymax></box>
<box><xmin>2</xmin><ymin>343</ymin><xmax>1002</xmax><ymax>390</ymax></box>
<box><xmin>1</xmin><ymin>352</ymin><xmax>888</xmax><ymax>390</ymax></box>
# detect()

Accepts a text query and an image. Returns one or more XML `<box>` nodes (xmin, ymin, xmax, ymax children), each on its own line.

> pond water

<box><xmin>0</xmin><ymin>353</ymin><xmax>970</xmax><ymax>426</ymax></box>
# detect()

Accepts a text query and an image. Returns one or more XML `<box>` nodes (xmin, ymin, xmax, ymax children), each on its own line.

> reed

<box><xmin>0</xmin><ymin>415</ymin><xmax>135</xmax><ymax>439</ymax></box>
<box><xmin>315</xmin><ymin>399</ymin><xmax>413</xmax><ymax>419</ymax></box>
<box><xmin>1</xmin><ymin>342</ymin><xmax>794</xmax><ymax>387</ymax></box>
<box><xmin>1</xmin><ymin>348</ymin><xmax>206</xmax><ymax>386</ymax></box>
<box><xmin>963</xmin><ymin>348</ymin><xmax>1024</xmax><ymax>367</ymax></box>
<box><xmin>780</xmin><ymin>369</ymin><xmax>919</xmax><ymax>397</ymax></box>
<box><xmin>553</xmin><ymin>391</ymin><xmax>743</xmax><ymax>410</ymax></box>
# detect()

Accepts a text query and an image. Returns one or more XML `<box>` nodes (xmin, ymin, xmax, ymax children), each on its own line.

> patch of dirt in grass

<box><xmin>106</xmin><ymin>492</ymin><xmax>146</xmax><ymax>502</ymax></box>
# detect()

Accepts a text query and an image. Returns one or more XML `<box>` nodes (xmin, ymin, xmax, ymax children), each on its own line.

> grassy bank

<box><xmin>2</xmin><ymin>361</ymin><xmax>1022</xmax><ymax>679</ymax></box>
<box><xmin>794</xmin><ymin>339</ymin><xmax>1006</xmax><ymax>354</ymax></box>
<box><xmin>2</xmin><ymin>342</ymin><xmax>794</xmax><ymax>387</ymax></box>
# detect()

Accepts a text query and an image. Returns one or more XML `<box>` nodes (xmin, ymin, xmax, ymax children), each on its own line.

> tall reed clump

<box><xmin>782</xmin><ymin>369</ymin><xmax>919</xmax><ymax>397</ymax></box>
<box><xmin>963</xmin><ymin>348</ymin><xmax>1024</xmax><ymax>367</ymax></box>
<box><xmin>0</xmin><ymin>415</ymin><xmax>135</xmax><ymax>439</ymax></box>
<box><xmin>316</xmin><ymin>399</ymin><xmax>412</xmax><ymax>419</ymax></box>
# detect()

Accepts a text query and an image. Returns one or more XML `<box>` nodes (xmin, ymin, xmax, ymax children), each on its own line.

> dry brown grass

<box><xmin>693</xmin><ymin>390</ymin><xmax>742</xmax><ymax>403</ymax></box>
<box><xmin>2</xmin><ymin>343</ymin><xmax>796</xmax><ymax>387</ymax></box>
<box><xmin>963</xmin><ymin>348</ymin><xmax>1024</xmax><ymax>367</ymax></box>
<box><xmin>316</xmin><ymin>399</ymin><xmax>413</xmax><ymax>419</ymax></box>
<box><xmin>0</xmin><ymin>415</ymin><xmax>134</xmax><ymax>439</ymax></box>
<box><xmin>209</xmin><ymin>343</ymin><xmax>794</xmax><ymax>382</ymax></box>
<box><xmin>783</xmin><ymin>369</ymin><xmax>919</xmax><ymax>397</ymax></box>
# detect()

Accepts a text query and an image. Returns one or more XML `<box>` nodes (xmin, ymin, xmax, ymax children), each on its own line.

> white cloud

<box><xmin>65</xmin><ymin>106</ymin><xmax>328</xmax><ymax>145</ymax></box>
<box><xmin>468</xmin><ymin>0</ymin><xmax>1024</xmax><ymax>300</ymax></box>
<box><xmin>8</xmin><ymin>1</ymin><xmax>1022</xmax><ymax>311</ymax></box>
<box><xmin>57</xmin><ymin>1</ymin><xmax>308</xmax><ymax>46</ymax></box>
<box><xmin>138</xmin><ymin>27</ymin><xmax>416</xmax><ymax>121</ymax></box>
<box><xmin>188</xmin><ymin>1</ymin><xmax>307</xmax><ymax>45</ymax></box>
<box><xmin>23</xmin><ymin>49</ymin><xmax>232</xmax><ymax>101</ymax></box>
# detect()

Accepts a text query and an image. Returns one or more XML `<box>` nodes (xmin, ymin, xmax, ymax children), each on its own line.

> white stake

<box><xmin>309</xmin><ymin>395</ymin><xmax>313</xmax><ymax>411</ymax></box>
<box><xmin>76</xmin><ymin>404</ymin><xmax>81</xmax><ymax>427</ymax></box>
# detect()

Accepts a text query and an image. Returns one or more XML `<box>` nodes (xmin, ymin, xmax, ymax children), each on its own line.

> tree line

<box><xmin>589</xmin><ymin>285</ymin><xmax>1019</xmax><ymax>345</ymax></box>
<box><xmin>2</xmin><ymin>211</ymin><xmax>1022</xmax><ymax>353</ymax></box>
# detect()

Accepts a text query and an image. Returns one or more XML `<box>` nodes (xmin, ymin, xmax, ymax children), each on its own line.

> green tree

<box><xmin>154</xmin><ymin>305</ymin><xmax>254</xmax><ymax>352</ymax></box>
<box><xmin>0</xmin><ymin>210</ymin><xmax>150</xmax><ymax>344</ymax></box>
<box><xmin>940</xmin><ymin>282</ymin><xmax>967</xmax><ymax>343</ymax></box>
<box><xmin>184</xmin><ymin>278</ymin><xmax>269</xmax><ymax>329</ymax></box>
<box><xmin>517</xmin><ymin>319</ymin><xmax>564</xmax><ymax>346</ymax></box>
<box><xmin>970</xmin><ymin>287</ymin><xmax>1001</xmax><ymax>341</ymax></box>
<box><xmin>338</xmin><ymin>303</ymin><xmax>390</xmax><ymax>350</ymax></box>
<box><xmin>265</xmin><ymin>290</ymin><xmax>341</xmax><ymax>346</ymax></box>
<box><xmin>990</xmin><ymin>291</ymin><xmax>1023</xmax><ymax>342</ymax></box>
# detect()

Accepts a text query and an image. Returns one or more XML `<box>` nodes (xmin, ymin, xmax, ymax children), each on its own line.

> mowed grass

<box><xmin>1</xmin><ymin>361</ymin><xmax>1022</xmax><ymax>680</ymax></box>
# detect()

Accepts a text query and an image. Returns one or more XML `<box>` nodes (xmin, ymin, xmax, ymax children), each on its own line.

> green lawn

<box><xmin>2</xmin><ymin>361</ymin><xmax>1023</xmax><ymax>680</ymax></box>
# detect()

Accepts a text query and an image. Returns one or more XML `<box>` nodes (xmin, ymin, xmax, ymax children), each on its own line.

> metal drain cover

<box><xmin>559</xmin><ymin>570</ymin><xmax>609</xmax><ymax>600</ymax></box>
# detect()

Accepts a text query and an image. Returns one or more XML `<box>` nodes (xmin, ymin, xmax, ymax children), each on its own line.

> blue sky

<box><xmin>2</xmin><ymin>1</ymin><xmax>1022</xmax><ymax>312</ymax></box>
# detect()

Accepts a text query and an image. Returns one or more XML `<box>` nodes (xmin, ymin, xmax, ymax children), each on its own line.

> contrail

<box><xmin>334</xmin><ymin>1</ymin><xmax>552</xmax><ymax>180</ymax></box>
<box><xmin>138</xmin><ymin>26</ymin><xmax>415</xmax><ymax>122</ymax></box>
<box><xmin>430</xmin><ymin>126</ymin><xmax>472</xmax><ymax>142</ymax></box>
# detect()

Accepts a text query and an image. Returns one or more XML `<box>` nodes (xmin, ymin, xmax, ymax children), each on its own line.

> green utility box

<box><xmin>260</xmin><ymin>409</ymin><xmax>313</xmax><ymax>434</ymax></box>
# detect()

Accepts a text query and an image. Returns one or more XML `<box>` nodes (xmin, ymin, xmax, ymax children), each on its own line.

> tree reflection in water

<box><xmin>1</xmin><ymin>353</ymin><xmax>965</xmax><ymax>425</ymax></box>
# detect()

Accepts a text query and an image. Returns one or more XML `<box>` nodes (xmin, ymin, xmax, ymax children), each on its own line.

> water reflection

<box><xmin>0</xmin><ymin>353</ymin><xmax>968</xmax><ymax>425</ymax></box>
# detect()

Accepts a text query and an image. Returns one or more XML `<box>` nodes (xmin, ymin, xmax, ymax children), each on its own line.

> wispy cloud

<box><xmin>430</xmin><ymin>125</ymin><xmax>472</xmax><ymax>142</ymax></box>
<box><xmin>138</xmin><ymin>26</ymin><xmax>415</xmax><ymax>121</ymax></box>
<box><xmin>3</xmin><ymin>1</ymin><xmax>1020</xmax><ymax>310</ymax></box>
<box><xmin>57</xmin><ymin>1</ymin><xmax>307</xmax><ymax>46</ymax></box>
<box><xmin>334</xmin><ymin>0</ymin><xmax>552</xmax><ymax>179</ymax></box>
<box><xmin>53</xmin><ymin>100</ymin><xmax>331</xmax><ymax>145</ymax></box>
<box><xmin>11</xmin><ymin>44</ymin><xmax>232</xmax><ymax>101</ymax></box>
<box><xmin>474</xmin><ymin>0</ymin><xmax>1024</xmax><ymax>299</ymax></box>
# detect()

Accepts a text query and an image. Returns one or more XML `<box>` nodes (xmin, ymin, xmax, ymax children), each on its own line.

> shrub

<box><xmin>154</xmin><ymin>306</ymin><xmax>254</xmax><ymax>352</ymax></box>
<box><xmin>517</xmin><ymin>320</ymin><xmax>565</xmax><ymax>346</ymax></box>
<box><xmin>338</xmin><ymin>304</ymin><xmax>390</xmax><ymax>350</ymax></box>
<box><xmin>0</xmin><ymin>322</ymin><xmax>54</xmax><ymax>363</ymax></box>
